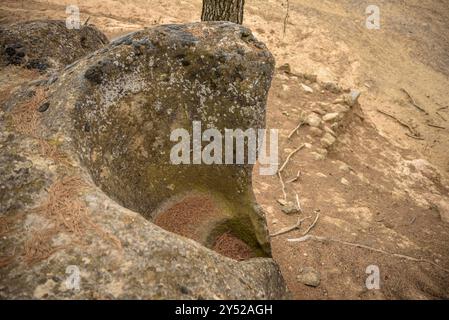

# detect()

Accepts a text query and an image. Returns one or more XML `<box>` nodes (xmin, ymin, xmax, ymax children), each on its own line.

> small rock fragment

<box><xmin>310</xmin><ymin>152</ymin><xmax>325</xmax><ymax>160</ymax></box>
<box><xmin>305</xmin><ymin>113</ymin><xmax>321</xmax><ymax>128</ymax></box>
<box><xmin>322</xmin><ymin>112</ymin><xmax>339</xmax><ymax>122</ymax></box>
<box><xmin>309</xmin><ymin>127</ymin><xmax>323</xmax><ymax>137</ymax></box>
<box><xmin>320</xmin><ymin>132</ymin><xmax>336</xmax><ymax>147</ymax></box>
<box><xmin>344</xmin><ymin>89</ymin><xmax>361</xmax><ymax>107</ymax></box>
<box><xmin>277</xmin><ymin>198</ymin><xmax>288</xmax><ymax>206</ymax></box>
<box><xmin>301</xmin><ymin>83</ymin><xmax>314</xmax><ymax>93</ymax></box>
<box><xmin>281</xmin><ymin>202</ymin><xmax>300</xmax><ymax>214</ymax></box>
<box><xmin>297</xmin><ymin>267</ymin><xmax>321</xmax><ymax>287</ymax></box>
<box><xmin>322</xmin><ymin>81</ymin><xmax>341</xmax><ymax>93</ymax></box>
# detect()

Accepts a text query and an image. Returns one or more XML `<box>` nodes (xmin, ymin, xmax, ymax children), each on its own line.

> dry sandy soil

<box><xmin>1</xmin><ymin>0</ymin><xmax>449</xmax><ymax>299</ymax></box>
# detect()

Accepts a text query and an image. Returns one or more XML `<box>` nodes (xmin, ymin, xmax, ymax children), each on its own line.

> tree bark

<box><xmin>201</xmin><ymin>0</ymin><xmax>245</xmax><ymax>24</ymax></box>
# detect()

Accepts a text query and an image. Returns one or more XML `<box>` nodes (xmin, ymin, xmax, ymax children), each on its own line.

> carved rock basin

<box><xmin>0</xmin><ymin>21</ymin><xmax>288</xmax><ymax>299</ymax></box>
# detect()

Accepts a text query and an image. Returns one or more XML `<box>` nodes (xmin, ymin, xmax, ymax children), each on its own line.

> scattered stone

<box><xmin>301</xmin><ymin>83</ymin><xmax>314</xmax><ymax>93</ymax></box>
<box><xmin>297</xmin><ymin>267</ymin><xmax>321</xmax><ymax>287</ymax></box>
<box><xmin>277</xmin><ymin>63</ymin><xmax>291</xmax><ymax>74</ymax></box>
<box><xmin>344</xmin><ymin>89</ymin><xmax>361</xmax><ymax>107</ymax></box>
<box><xmin>281</xmin><ymin>202</ymin><xmax>301</xmax><ymax>214</ymax></box>
<box><xmin>428</xmin><ymin>196</ymin><xmax>449</xmax><ymax>223</ymax></box>
<box><xmin>305</xmin><ymin>113</ymin><xmax>322</xmax><ymax>127</ymax></box>
<box><xmin>312</xmin><ymin>108</ymin><xmax>326</xmax><ymax>116</ymax></box>
<box><xmin>331</xmin><ymin>103</ymin><xmax>350</xmax><ymax>113</ymax></box>
<box><xmin>322</xmin><ymin>81</ymin><xmax>342</xmax><ymax>93</ymax></box>
<box><xmin>333</xmin><ymin>98</ymin><xmax>344</xmax><ymax>104</ymax></box>
<box><xmin>303</xmin><ymin>73</ymin><xmax>317</xmax><ymax>83</ymax></box>
<box><xmin>318</xmin><ymin>102</ymin><xmax>330</xmax><ymax>108</ymax></box>
<box><xmin>315</xmin><ymin>148</ymin><xmax>328</xmax><ymax>156</ymax></box>
<box><xmin>338</xmin><ymin>163</ymin><xmax>351</xmax><ymax>172</ymax></box>
<box><xmin>310</xmin><ymin>152</ymin><xmax>325</xmax><ymax>160</ymax></box>
<box><xmin>321</xmin><ymin>133</ymin><xmax>336</xmax><ymax>147</ymax></box>
<box><xmin>322</xmin><ymin>112</ymin><xmax>339</xmax><ymax>122</ymax></box>
<box><xmin>277</xmin><ymin>198</ymin><xmax>288</xmax><ymax>206</ymax></box>
<box><xmin>323</xmin><ymin>126</ymin><xmax>336</xmax><ymax>136</ymax></box>
<box><xmin>340</xmin><ymin>178</ymin><xmax>350</xmax><ymax>186</ymax></box>
<box><xmin>316</xmin><ymin>172</ymin><xmax>328</xmax><ymax>178</ymax></box>
<box><xmin>309</xmin><ymin>127</ymin><xmax>323</xmax><ymax>137</ymax></box>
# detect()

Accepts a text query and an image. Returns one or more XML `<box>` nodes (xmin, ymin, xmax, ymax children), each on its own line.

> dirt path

<box><xmin>1</xmin><ymin>0</ymin><xmax>448</xmax><ymax>299</ymax></box>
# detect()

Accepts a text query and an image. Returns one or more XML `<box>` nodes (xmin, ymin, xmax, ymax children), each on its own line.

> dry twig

<box><xmin>301</xmin><ymin>210</ymin><xmax>320</xmax><ymax>236</ymax></box>
<box><xmin>294</xmin><ymin>192</ymin><xmax>302</xmax><ymax>213</ymax></box>
<box><xmin>436</xmin><ymin>112</ymin><xmax>447</xmax><ymax>121</ymax></box>
<box><xmin>400</xmin><ymin>88</ymin><xmax>428</xmax><ymax>114</ymax></box>
<box><xmin>287</xmin><ymin>234</ymin><xmax>449</xmax><ymax>274</ymax></box>
<box><xmin>283</xmin><ymin>0</ymin><xmax>290</xmax><ymax>38</ymax></box>
<box><xmin>286</xmin><ymin>170</ymin><xmax>301</xmax><ymax>184</ymax></box>
<box><xmin>277</xmin><ymin>172</ymin><xmax>287</xmax><ymax>201</ymax></box>
<box><xmin>270</xmin><ymin>216</ymin><xmax>311</xmax><ymax>237</ymax></box>
<box><xmin>279</xmin><ymin>144</ymin><xmax>305</xmax><ymax>173</ymax></box>
<box><xmin>287</xmin><ymin>121</ymin><xmax>304</xmax><ymax>139</ymax></box>
<box><xmin>426</xmin><ymin>122</ymin><xmax>445</xmax><ymax>130</ymax></box>
<box><xmin>377</xmin><ymin>108</ymin><xmax>423</xmax><ymax>139</ymax></box>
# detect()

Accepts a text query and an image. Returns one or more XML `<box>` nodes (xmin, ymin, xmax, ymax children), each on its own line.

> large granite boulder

<box><xmin>0</xmin><ymin>22</ymin><xmax>287</xmax><ymax>299</ymax></box>
<box><xmin>0</xmin><ymin>20</ymin><xmax>108</xmax><ymax>72</ymax></box>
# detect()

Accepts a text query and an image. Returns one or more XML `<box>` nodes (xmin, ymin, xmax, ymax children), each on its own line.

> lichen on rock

<box><xmin>0</xmin><ymin>20</ymin><xmax>108</xmax><ymax>72</ymax></box>
<box><xmin>0</xmin><ymin>21</ymin><xmax>287</xmax><ymax>299</ymax></box>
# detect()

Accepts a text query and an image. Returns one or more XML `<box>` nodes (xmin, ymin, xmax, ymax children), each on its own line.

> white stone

<box><xmin>305</xmin><ymin>113</ymin><xmax>322</xmax><ymax>127</ymax></box>
<box><xmin>301</xmin><ymin>83</ymin><xmax>314</xmax><ymax>93</ymax></box>
<box><xmin>322</xmin><ymin>112</ymin><xmax>339</xmax><ymax>122</ymax></box>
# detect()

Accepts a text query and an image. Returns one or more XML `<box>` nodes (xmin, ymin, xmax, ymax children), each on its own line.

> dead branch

<box><xmin>405</xmin><ymin>133</ymin><xmax>425</xmax><ymax>140</ymax></box>
<box><xmin>286</xmin><ymin>170</ymin><xmax>301</xmax><ymax>183</ymax></box>
<box><xmin>377</xmin><ymin>108</ymin><xmax>422</xmax><ymax>139</ymax></box>
<box><xmin>426</xmin><ymin>122</ymin><xmax>445</xmax><ymax>129</ymax></box>
<box><xmin>287</xmin><ymin>234</ymin><xmax>449</xmax><ymax>274</ymax></box>
<box><xmin>270</xmin><ymin>216</ymin><xmax>311</xmax><ymax>237</ymax></box>
<box><xmin>283</xmin><ymin>0</ymin><xmax>290</xmax><ymax>38</ymax></box>
<box><xmin>277</xmin><ymin>171</ymin><xmax>287</xmax><ymax>201</ymax></box>
<box><xmin>294</xmin><ymin>192</ymin><xmax>303</xmax><ymax>213</ymax></box>
<box><xmin>436</xmin><ymin>111</ymin><xmax>447</xmax><ymax>121</ymax></box>
<box><xmin>288</xmin><ymin>121</ymin><xmax>304</xmax><ymax>139</ymax></box>
<box><xmin>279</xmin><ymin>144</ymin><xmax>305</xmax><ymax>173</ymax></box>
<box><xmin>301</xmin><ymin>210</ymin><xmax>320</xmax><ymax>236</ymax></box>
<box><xmin>400</xmin><ymin>88</ymin><xmax>428</xmax><ymax>114</ymax></box>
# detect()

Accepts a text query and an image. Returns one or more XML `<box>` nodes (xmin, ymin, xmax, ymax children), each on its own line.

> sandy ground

<box><xmin>1</xmin><ymin>0</ymin><xmax>449</xmax><ymax>299</ymax></box>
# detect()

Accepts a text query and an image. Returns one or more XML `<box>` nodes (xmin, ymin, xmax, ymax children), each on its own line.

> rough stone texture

<box><xmin>296</xmin><ymin>267</ymin><xmax>320</xmax><ymax>287</ymax></box>
<box><xmin>0</xmin><ymin>22</ymin><xmax>288</xmax><ymax>299</ymax></box>
<box><xmin>0</xmin><ymin>20</ymin><xmax>108</xmax><ymax>72</ymax></box>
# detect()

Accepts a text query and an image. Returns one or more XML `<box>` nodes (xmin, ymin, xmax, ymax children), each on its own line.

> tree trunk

<box><xmin>201</xmin><ymin>0</ymin><xmax>245</xmax><ymax>25</ymax></box>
